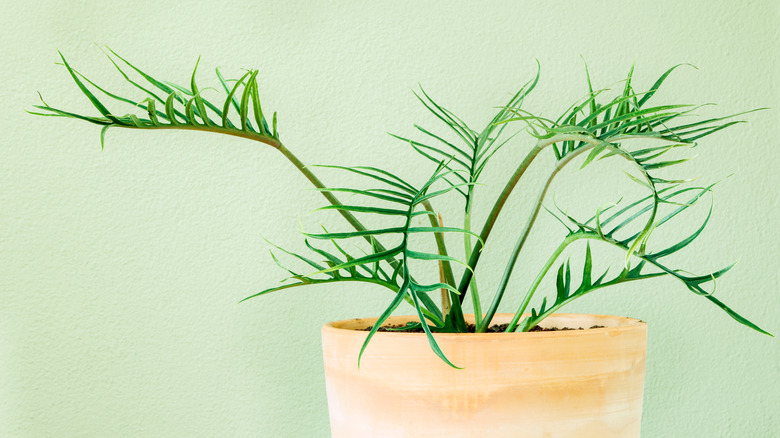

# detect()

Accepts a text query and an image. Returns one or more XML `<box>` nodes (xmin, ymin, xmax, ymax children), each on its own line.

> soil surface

<box><xmin>364</xmin><ymin>323</ymin><xmax>605</xmax><ymax>333</ymax></box>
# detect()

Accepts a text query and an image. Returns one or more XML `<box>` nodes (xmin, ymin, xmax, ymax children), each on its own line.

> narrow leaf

<box><xmin>58</xmin><ymin>51</ymin><xmax>124</xmax><ymax>125</ymax></box>
<box><xmin>359</xmin><ymin>279</ymin><xmax>410</xmax><ymax>367</ymax></box>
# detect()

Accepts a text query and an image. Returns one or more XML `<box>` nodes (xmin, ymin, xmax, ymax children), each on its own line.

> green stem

<box><xmin>517</xmin><ymin>277</ymin><xmax>628</xmax><ymax>332</ymax></box>
<box><xmin>123</xmin><ymin>123</ymin><xmax>283</xmax><ymax>146</ymax></box>
<box><xmin>278</xmin><ymin>140</ymin><xmax>456</xmax><ymax>322</ymax></box>
<box><xmin>505</xmin><ymin>233</ymin><xmax>587</xmax><ymax>331</ymax></box>
<box><xmin>456</xmin><ymin>143</ymin><xmax>543</xmax><ymax>298</ymax></box>
<box><xmin>124</xmin><ymin>124</ymin><xmax>390</xmax><ymax>255</ymax></box>
<box><xmin>458</xmin><ymin>134</ymin><xmax>595</xmax><ymax>300</ymax></box>
<box><xmin>513</xmin><ymin>234</ymin><xmax>667</xmax><ymax>332</ymax></box>
<box><xmin>463</xmin><ymin>186</ymin><xmax>482</xmax><ymax>326</ymax></box>
<box><xmin>476</xmin><ymin>138</ymin><xmax>597</xmax><ymax>332</ymax></box>
<box><xmin>276</xmin><ymin>142</ymin><xmax>378</xmax><ymax>242</ymax></box>
<box><xmin>124</xmin><ymin>124</ymin><xmax>456</xmax><ymax>321</ymax></box>
<box><xmin>147</xmin><ymin>125</ymin><xmax>452</xmax><ymax>321</ymax></box>
<box><xmin>422</xmin><ymin>200</ymin><xmax>455</xmax><ymax>316</ymax></box>
<box><xmin>478</xmin><ymin>135</ymin><xmax>656</xmax><ymax>332</ymax></box>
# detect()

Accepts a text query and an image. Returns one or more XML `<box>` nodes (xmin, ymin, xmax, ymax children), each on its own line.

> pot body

<box><xmin>321</xmin><ymin>313</ymin><xmax>646</xmax><ymax>438</ymax></box>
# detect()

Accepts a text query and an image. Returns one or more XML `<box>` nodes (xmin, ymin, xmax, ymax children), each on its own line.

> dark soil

<box><xmin>364</xmin><ymin>323</ymin><xmax>605</xmax><ymax>333</ymax></box>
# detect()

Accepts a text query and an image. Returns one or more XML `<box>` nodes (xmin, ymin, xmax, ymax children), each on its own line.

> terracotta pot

<box><xmin>321</xmin><ymin>313</ymin><xmax>646</xmax><ymax>438</ymax></box>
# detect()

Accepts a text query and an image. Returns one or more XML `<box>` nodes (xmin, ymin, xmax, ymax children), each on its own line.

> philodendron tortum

<box><xmin>31</xmin><ymin>49</ymin><xmax>772</xmax><ymax>366</ymax></box>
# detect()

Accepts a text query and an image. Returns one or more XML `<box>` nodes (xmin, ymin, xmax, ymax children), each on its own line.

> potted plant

<box><xmin>31</xmin><ymin>50</ymin><xmax>771</xmax><ymax>437</ymax></box>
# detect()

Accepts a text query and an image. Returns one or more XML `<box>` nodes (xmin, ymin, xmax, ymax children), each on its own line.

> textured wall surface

<box><xmin>2</xmin><ymin>1</ymin><xmax>778</xmax><ymax>436</ymax></box>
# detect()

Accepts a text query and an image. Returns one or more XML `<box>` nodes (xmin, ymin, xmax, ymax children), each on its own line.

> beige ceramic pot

<box><xmin>321</xmin><ymin>313</ymin><xmax>646</xmax><ymax>438</ymax></box>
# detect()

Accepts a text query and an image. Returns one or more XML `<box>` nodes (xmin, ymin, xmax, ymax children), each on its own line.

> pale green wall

<box><xmin>2</xmin><ymin>1</ymin><xmax>778</xmax><ymax>436</ymax></box>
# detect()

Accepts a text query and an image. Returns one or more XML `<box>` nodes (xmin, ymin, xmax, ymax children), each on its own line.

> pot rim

<box><xmin>323</xmin><ymin>313</ymin><xmax>646</xmax><ymax>339</ymax></box>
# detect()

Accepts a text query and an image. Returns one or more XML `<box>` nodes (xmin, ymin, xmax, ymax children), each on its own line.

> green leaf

<box><xmin>580</xmin><ymin>143</ymin><xmax>607</xmax><ymax>168</ymax></box>
<box><xmin>184</xmin><ymin>97</ymin><xmax>197</xmax><ymax>123</ymax></box>
<box><xmin>638</xmin><ymin>64</ymin><xmax>693</xmax><ymax>107</ymax></box>
<box><xmin>100</xmin><ymin>49</ymin><xmax>168</xmax><ymax>105</ymax></box>
<box><xmin>415</xmin><ymin>87</ymin><xmax>476</xmax><ymax>144</ymax></box>
<box><xmin>413</xmin><ymin>183</ymin><xmax>472</xmax><ymax>206</ymax></box>
<box><xmin>242</xmin><ymin>281</ymin><xmax>315</xmax><ymax>300</ymax></box>
<box><xmin>314</xmin><ymin>205</ymin><xmax>409</xmax><ymax>216</ymax></box>
<box><xmin>63</xmin><ymin>64</ymin><xmax>157</xmax><ymax>116</ymax></box>
<box><xmin>622</xmin><ymin>170</ymin><xmax>653</xmax><ymax>190</ymax></box>
<box><xmin>58</xmin><ymin>51</ymin><xmax>124</xmax><ymax>125</ymax></box>
<box><xmin>304</xmin><ymin>239</ymin><xmax>344</xmax><ymax>273</ymax></box>
<box><xmin>555</xmin><ymin>263</ymin><xmax>567</xmax><ymax>302</ymax></box>
<box><xmin>312</xmin><ymin>165</ymin><xmax>417</xmax><ymax>194</ymax></box>
<box><xmin>406</xmin><ymin>143</ymin><xmax>471</xmax><ymax>185</ymax></box>
<box><xmin>314</xmin><ymin>245</ymin><xmax>403</xmax><ymax>275</ymax></box>
<box><xmin>99</xmin><ymin>126</ymin><xmax>111</xmax><ymax>150</ymax></box>
<box><xmin>643</xmin><ymin>158</ymin><xmax>692</xmax><ymax>170</ymax></box>
<box><xmin>410</xmin><ymin>291</ymin><xmax>461</xmax><ymax>368</ymax></box>
<box><xmin>607</xmin><ymin>185</ymin><xmax>711</xmax><ymax>237</ymax></box>
<box><xmin>632</xmin><ymin>143</ymin><xmax>690</xmax><ymax>162</ymax></box>
<box><xmin>576</xmin><ymin>91</ymin><xmax>640</xmax><ymax>128</ymax></box>
<box><xmin>412</xmin><ymin>282</ymin><xmax>460</xmax><ymax>295</ymax></box>
<box><xmin>249</xmin><ymin>79</ymin><xmax>268</xmax><ymax>135</ymax></box>
<box><xmin>31</xmin><ymin>105</ymin><xmax>111</xmax><ymax>125</ymax></box>
<box><xmin>391</xmin><ymin>135</ymin><xmax>471</xmax><ymax>169</ymax></box>
<box><xmin>105</xmin><ymin>48</ymin><xmax>186</xmax><ymax>106</ymax></box>
<box><xmin>103</xmin><ymin>48</ymin><xmax>232</xmax><ymax>128</ymax></box>
<box><xmin>406</xmin><ymin>250</ymin><xmax>470</xmax><ymax>269</ymax></box>
<box><xmin>305</xmin><ymin>227</ymin><xmax>406</xmax><ymax>240</ymax></box>
<box><xmin>649</xmin><ymin>204</ymin><xmax>712</xmax><ymax>259</ymax></box>
<box><xmin>679</xmin><ymin>122</ymin><xmax>742</xmax><ymax>142</ymax></box>
<box><xmin>190</xmin><ymin>57</ymin><xmax>211</xmax><ymax>126</ymax></box>
<box><xmin>682</xmin><ymin>263</ymin><xmax>734</xmax><ymax>285</ymax></box>
<box><xmin>582</xmin><ymin>242</ymin><xmax>593</xmax><ymax>288</ymax></box>
<box><xmin>142</xmin><ymin>98</ymin><xmax>162</xmax><ymax>126</ymax></box>
<box><xmin>165</xmin><ymin>92</ymin><xmax>181</xmax><ymax>125</ymax></box>
<box><xmin>220</xmin><ymin>70</ymin><xmax>253</xmax><ymax>129</ymax></box>
<box><xmin>412</xmin><ymin>126</ymin><xmax>471</xmax><ymax>158</ymax></box>
<box><xmin>240</xmin><ymin>70</ymin><xmax>260</xmax><ymax>131</ymax></box>
<box><xmin>313</xmin><ymin>187</ymin><xmax>411</xmax><ymax>204</ymax></box>
<box><xmin>359</xmin><ymin>278</ymin><xmax>410</xmax><ymax>367</ymax></box>
<box><xmin>264</xmin><ymin>237</ymin><xmax>327</xmax><ymax>272</ymax></box>
<box><xmin>590</xmin><ymin>104</ymin><xmax>694</xmax><ymax>133</ymax></box>
<box><xmin>702</xmin><ymin>295</ymin><xmax>772</xmax><ymax>336</ymax></box>
<box><xmin>407</xmin><ymin>226</ymin><xmax>481</xmax><ymax>241</ymax></box>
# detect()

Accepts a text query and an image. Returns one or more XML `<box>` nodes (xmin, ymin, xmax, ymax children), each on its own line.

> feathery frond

<box><xmin>29</xmin><ymin>49</ymin><xmax>279</xmax><ymax>150</ymax></box>
<box><xmin>32</xmin><ymin>53</ymin><xmax>771</xmax><ymax>366</ymax></box>
<box><xmin>246</xmin><ymin>162</ymin><xmax>476</xmax><ymax>366</ymax></box>
<box><xmin>522</xmin><ymin>188</ymin><xmax>770</xmax><ymax>335</ymax></box>
<box><xmin>391</xmin><ymin>62</ymin><xmax>540</xmax><ymax>208</ymax></box>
